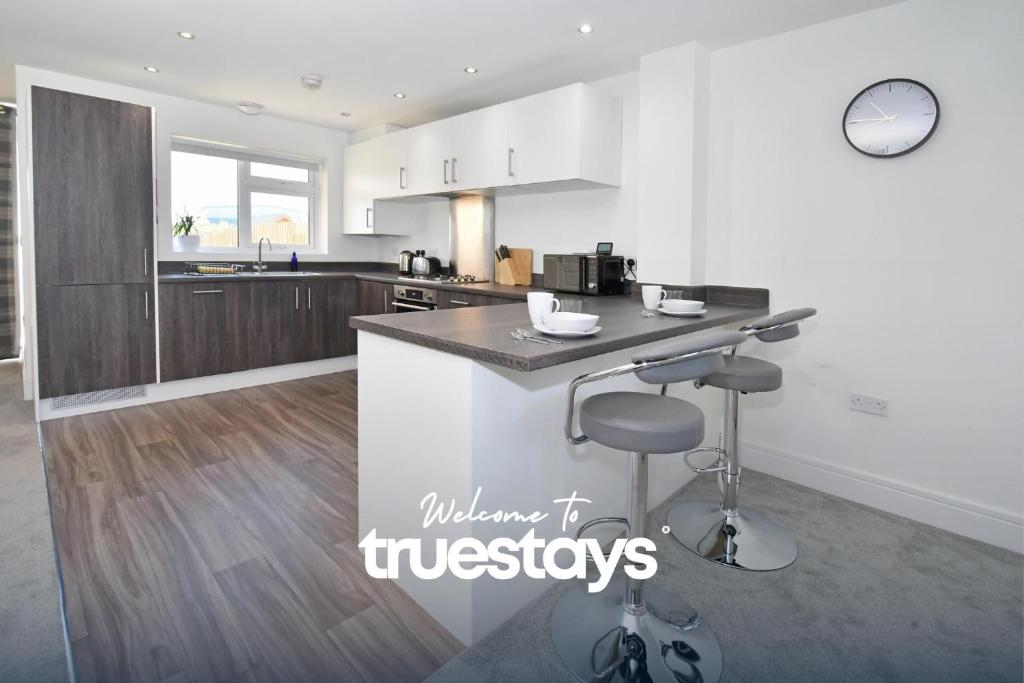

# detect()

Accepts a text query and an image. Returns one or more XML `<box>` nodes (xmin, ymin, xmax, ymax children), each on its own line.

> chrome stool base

<box><xmin>551</xmin><ymin>576</ymin><xmax>722</xmax><ymax>683</ymax></box>
<box><xmin>668</xmin><ymin>501</ymin><xmax>797</xmax><ymax>571</ymax></box>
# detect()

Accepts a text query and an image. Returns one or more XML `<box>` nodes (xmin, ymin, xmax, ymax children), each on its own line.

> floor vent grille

<box><xmin>51</xmin><ymin>385</ymin><xmax>146</xmax><ymax>410</ymax></box>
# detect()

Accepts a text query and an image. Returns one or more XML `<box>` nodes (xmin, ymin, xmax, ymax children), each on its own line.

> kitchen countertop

<box><xmin>157</xmin><ymin>270</ymin><xmax>542</xmax><ymax>301</ymax></box>
<box><xmin>349</xmin><ymin>295</ymin><xmax>768</xmax><ymax>372</ymax></box>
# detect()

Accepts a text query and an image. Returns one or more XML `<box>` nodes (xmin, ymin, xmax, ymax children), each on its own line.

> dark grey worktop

<box><xmin>349</xmin><ymin>296</ymin><xmax>768</xmax><ymax>372</ymax></box>
<box><xmin>157</xmin><ymin>270</ymin><xmax>540</xmax><ymax>301</ymax></box>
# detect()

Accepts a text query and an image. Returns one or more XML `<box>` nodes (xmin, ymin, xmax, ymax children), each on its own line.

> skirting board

<box><xmin>741</xmin><ymin>441</ymin><xmax>1023</xmax><ymax>554</ymax></box>
<box><xmin>36</xmin><ymin>355</ymin><xmax>358</xmax><ymax>421</ymax></box>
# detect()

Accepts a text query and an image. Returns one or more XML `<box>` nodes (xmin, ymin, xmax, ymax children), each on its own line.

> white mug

<box><xmin>527</xmin><ymin>292</ymin><xmax>560</xmax><ymax>326</ymax></box>
<box><xmin>641</xmin><ymin>285</ymin><xmax>666</xmax><ymax>310</ymax></box>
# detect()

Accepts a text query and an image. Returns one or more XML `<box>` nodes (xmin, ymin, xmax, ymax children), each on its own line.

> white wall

<box><xmin>704</xmin><ymin>0</ymin><xmax>1024</xmax><ymax>550</ymax></box>
<box><xmin>14</xmin><ymin>65</ymin><xmax>378</xmax><ymax>265</ymax></box>
<box><xmin>375</xmin><ymin>198</ymin><xmax>453</xmax><ymax>265</ymax></box>
<box><xmin>494</xmin><ymin>72</ymin><xmax>639</xmax><ymax>274</ymax></box>
<box><xmin>0</xmin><ymin>65</ymin><xmax>13</xmax><ymax>102</ymax></box>
<box><xmin>636</xmin><ymin>43</ymin><xmax>710</xmax><ymax>285</ymax></box>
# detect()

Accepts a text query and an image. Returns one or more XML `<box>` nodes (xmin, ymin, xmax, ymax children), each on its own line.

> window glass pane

<box><xmin>250</xmin><ymin>161</ymin><xmax>309</xmax><ymax>183</ymax></box>
<box><xmin>171</xmin><ymin>151</ymin><xmax>238</xmax><ymax>248</ymax></box>
<box><xmin>251</xmin><ymin>192</ymin><xmax>311</xmax><ymax>246</ymax></box>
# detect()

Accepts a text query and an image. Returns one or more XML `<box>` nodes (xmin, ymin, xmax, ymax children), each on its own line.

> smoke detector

<box><xmin>237</xmin><ymin>101</ymin><xmax>265</xmax><ymax>116</ymax></box>
<box><xmin>300</xmin><ymin>73</ymin><xmax>324</xmax><ymax>91</ymax></box>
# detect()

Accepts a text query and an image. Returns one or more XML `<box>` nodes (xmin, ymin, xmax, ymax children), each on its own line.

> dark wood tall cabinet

<box><xmin>32</xmin><ymin>87</ymin><xmax>155</xmax><ymax>398</ymax></box>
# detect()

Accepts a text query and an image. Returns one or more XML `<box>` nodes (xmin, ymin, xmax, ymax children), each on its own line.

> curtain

<box><xmin>0</xmin><ymin>106</ymin><xmax>15</xmax><ymax>359</ymax></box>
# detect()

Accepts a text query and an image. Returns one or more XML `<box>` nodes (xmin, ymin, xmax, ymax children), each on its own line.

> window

<box><xmin>171</xmin><ymin>140</ymin><xmax>321</xmax><ymax>252</ymax></box>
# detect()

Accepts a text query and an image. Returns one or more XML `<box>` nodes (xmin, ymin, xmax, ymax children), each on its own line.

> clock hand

<box><xmin>870</xmin><ymin>101</ymin><xmax>890</xmax><ymax>118</ymax></box>
<box><xmin>847</xmin><ymin>116</ymin><xmax>890</xmax><ymax>123</ymax></box>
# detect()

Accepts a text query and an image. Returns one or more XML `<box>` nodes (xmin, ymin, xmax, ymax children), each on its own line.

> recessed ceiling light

<box><xmin>577</xmin><ymin>23</ymin><xmax>594</xmax><ymax>34</ymax></box>
<box><xmin>237</xmin><ymin>101</ymin><xmax>265</xmax><ymax>116</ymax></box>
<box><xmin>339</xmin><ymin>112</ymin><xmax>352</xmax><ymax>117</ymax></box>
<box><xmin>393</xmin><ymin>92</ymin><xmax>406</xmax><ymax>99</ymax></box>
<box><xmin>143</xmin><ymin>66</ymin><xmax>160</xmax><ymax>73</ymax></box>
<box><xmin>177</xmin><ymin>31</ymin><xmax>195</xmax><ymax>40</ymax></box>
<box><xmin>464</xmin><ymin>66</ymin><xmax>478</xmax><ymax>74</ymax></box>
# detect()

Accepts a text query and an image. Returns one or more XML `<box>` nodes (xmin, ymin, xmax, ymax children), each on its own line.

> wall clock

<box><xmin>843</xmin><ymin>78</ymin><xmax>939</xmax><ymax>158</ymax></box>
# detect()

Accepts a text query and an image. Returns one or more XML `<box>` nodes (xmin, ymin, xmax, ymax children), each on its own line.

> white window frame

<box><xmin>170</xmin><ymin>138</ymin><xmax>323</xmax><ymax>255</ymax></box>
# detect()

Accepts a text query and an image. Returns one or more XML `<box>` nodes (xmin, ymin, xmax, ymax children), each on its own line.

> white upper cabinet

<box><xmin>342</xmin><ymin>82</ymin><xmax>621</xmax><ymax>232</ymax></box>
<box><xmin>343</xmin><ymin>138</ymin><xmax>375</xmax><ymax>235</ymax></box>
<box><xmin>507</xmin><ymin>83</ymin><xmax>621</xmax><ymax>187</ymax></box>
<box><xmin>451</xmin><ymin>104</ymin><xmax>509</xmax><ymax>191</ymax></box>
<box><xmin>406</xmin><ymin>118</ymin><xmax>452</xmax><ymax>195</ymax></box>
<box><xmin>343</xmin><ymin>130</ymin><xmax>411</xmax><ymax>235</ymax></box>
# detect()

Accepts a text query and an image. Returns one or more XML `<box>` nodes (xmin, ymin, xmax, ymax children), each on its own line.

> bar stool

<box><xmin>668</xmin><ymin>307</ymin><xmax>817</xmax><ymax>571</ymax></box>
<box><xmin>551</xmin><ymin>330</ymin><xmax>748</xmax><ymax>683</ymax></box>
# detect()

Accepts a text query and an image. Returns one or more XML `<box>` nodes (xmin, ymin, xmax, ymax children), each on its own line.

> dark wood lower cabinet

<box><xmin>436</xmin><ymin>290</ymin><xmax>519</xmax><ymax>309</ymax></box>
<box><xmin>247</xmin><ymin>281</ymin><xmax>302</xmax><ymax>369</ymax></box>
<box><xmin>36</xmin><ymin>284</ymin><xmax>156</xmax><ymax>398</ymax></box>
<box><xmin>313</xmin><ymin>279</ymin><xmax>359</xmax><ymax>360</ymax></box>
<box><xmin>357</xmin><ymin>280</ymin><xmax>393</xmax><ymax>315</ymax></box>
<box><xmin>160</xmin><ymin>278</ymin><xmax>359</xmax><ymax>381</ymax></box>
<box><xmin>159</xmin><ymin>282</ymin><xmax>240</xmax><ymax>381</ymax></box>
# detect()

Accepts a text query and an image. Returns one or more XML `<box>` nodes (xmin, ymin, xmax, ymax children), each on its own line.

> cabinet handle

<box><xmin>192</xmin><ymin>289</ymin><xmax>223</xmax><ymax>295</ymax></box>
<box><xmin>443</xmin><ymin>159</ymin><xmax>449</xmax><ymax>185</ymax></box>
<box><xmin>508</xmin><ymin>148</ymin><xmax>515</xmax><ymax>177</ymax></box>
<box><xmin>144</xmin><ymin>248</ymin><xmax>148</xmax><ymax>276</ymax></box>
<box><xmin>307</xmin><ymin>286</ymin><xmax>311</xmax><ymax>310</ymax></box>
<box><xmin>365</xmin><ymin>207</ymin><xmax>373</xmax><ymax>229</ymax></box>
<box><xmin>144</xmin><ymin>290</ymin><xmax>149</xmax><ymax>319</ymax></box>
<box><xmin>451</xmin><ymin>299</ymin><xmax>470</xmax><ymax>306</ymax></box>
<box><xmin>399</xmin><ymin>166</ymin><xmax>406</xmax><ymax>190</ymax></box>
<box><xmin>451</xmin><ymin>157</ymin><xmax>458</xmax><ymax>184</ymax></box>
<box><xmin>295</xmin><ymin>286</ymin><xmax>299</xmax><ymax>310</ymax></box>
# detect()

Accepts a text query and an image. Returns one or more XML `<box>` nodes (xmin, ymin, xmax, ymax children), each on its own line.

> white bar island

<box><xmin>352</xmin><ymin>290</ymin><xmax>766</xmax><ymax>645</ymax></box>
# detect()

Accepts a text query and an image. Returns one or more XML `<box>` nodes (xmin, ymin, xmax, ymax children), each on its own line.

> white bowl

<box><xmin>543</xmin><ymin>311</ymin><xmax>600</xmax><ymax>332</ymax></box>
<box><xmin>661</xmin><ymin>299</ymin><xmax>705</xmax><ymax>313</ymax></box>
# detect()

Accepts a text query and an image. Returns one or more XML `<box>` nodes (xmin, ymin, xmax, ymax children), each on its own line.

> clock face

<box><xmin>843</xmin><ymin>79</ymin><xmax>939</xmax><ymax>158</ymax></box>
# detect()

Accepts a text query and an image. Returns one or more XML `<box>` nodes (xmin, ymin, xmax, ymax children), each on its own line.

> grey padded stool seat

<box><xmin>668</xmin><ymin>307</ymin><xmax>817</xmax><ymax>572</ymax></box>
<box><xmin>551</xmin><ymin>330</ymin><xmax>748</xmax><ymax>683</ymax></box>
<box><xmin>580</xmin><ymin>392</ymin><xmax>705</xmax><ymax>454</ymax></box>
<box><xmin>702</xmin><ymin>355</ymin><xmax>782</xmax><ymax>393</ymax></box>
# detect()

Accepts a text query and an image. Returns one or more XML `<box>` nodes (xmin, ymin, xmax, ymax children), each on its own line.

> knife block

<box><xmin>495</xmin><ymin>248</ymin><xmax>533</xmax><ymax>286</ymax></box>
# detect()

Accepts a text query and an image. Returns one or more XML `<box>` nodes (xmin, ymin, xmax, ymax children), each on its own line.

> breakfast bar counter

<box><xmin>349</xmin><ymin>285</ymin><xmax>768</xmax><ymax>371</ymax></box>
<box><xmin>353</xmin><ymin>284</ymin><xmax>768</xmax><ymax>646</ymax></box>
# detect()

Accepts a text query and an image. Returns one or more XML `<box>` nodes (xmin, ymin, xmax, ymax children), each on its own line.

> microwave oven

<box><xmin>542</xmin><ymin>254</ymin><xmax>626</xmax><ymax>296</ymax></box>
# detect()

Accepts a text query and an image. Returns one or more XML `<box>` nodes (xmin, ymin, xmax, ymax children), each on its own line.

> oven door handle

<box><xmin>392</xmin><ymin>301</ymin><xmax>431</xmax><ymax>311</ymax></box>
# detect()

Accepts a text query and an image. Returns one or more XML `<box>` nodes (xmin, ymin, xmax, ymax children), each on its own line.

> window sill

<box><xmin>169</xmin><ymin>247</ymin><xmax>325</xmax><ymax>257</ymax></box>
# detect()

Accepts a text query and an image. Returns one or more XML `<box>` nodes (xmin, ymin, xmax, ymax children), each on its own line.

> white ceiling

<box><xmin>0</xmin><ymin>0</ymin><xmax>903</xmax><ymax>131</ymax></box>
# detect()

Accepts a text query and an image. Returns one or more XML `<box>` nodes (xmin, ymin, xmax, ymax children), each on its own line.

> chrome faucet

<box><xmin>255</xmin><ymin>237</ymin><xmax>273</xmax><ymax>272</ymax></box>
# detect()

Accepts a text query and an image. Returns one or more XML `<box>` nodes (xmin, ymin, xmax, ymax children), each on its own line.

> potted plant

<box><xmin>173</xmin><ymin>210</ymin><xmax>202</xmax><ymax>252</ymax></box>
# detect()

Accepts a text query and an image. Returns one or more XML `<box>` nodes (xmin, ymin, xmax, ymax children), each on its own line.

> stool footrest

<box><xmin>684</xmin><ymin>447</ymin><xmax>727</xmax><ymax>474</ymax></box>
<box><xmin>575</xmin><ymin>517</ymin><xmax>630</xmax><ymax>564</ymax></box>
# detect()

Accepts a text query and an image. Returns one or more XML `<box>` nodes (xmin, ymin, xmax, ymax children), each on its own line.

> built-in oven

<box><xmin>392</xmin><ymin>284</ymin><xmax>437</xmax><ymax>312</ymax></box>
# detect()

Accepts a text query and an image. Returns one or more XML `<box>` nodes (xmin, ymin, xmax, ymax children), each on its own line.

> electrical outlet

<box><xmin>849</xmin><ymin>392</ymin><xmax>888</xmax><ymax>417</ymax></box>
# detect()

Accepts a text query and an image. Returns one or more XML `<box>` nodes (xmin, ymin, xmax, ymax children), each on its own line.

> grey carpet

<box><xmin>0</xmin><ymin>360</ymin><xmax>68</xmax><ymax>683</ymax></box>
<box><xmin>427</xmin><ymin>469</ymin><xmax>1024</xmax><ymax>683</ymax></box>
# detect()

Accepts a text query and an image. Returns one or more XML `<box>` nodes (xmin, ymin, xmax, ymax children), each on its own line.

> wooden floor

<box><xmin>42</xmin><ymin>371</ymin><xmax>463</xmax><ymax>683</ymax></box>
